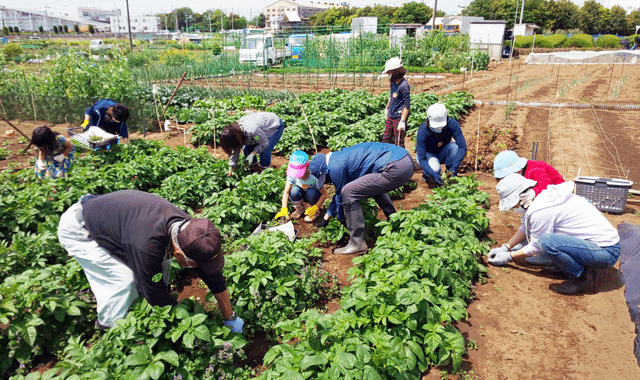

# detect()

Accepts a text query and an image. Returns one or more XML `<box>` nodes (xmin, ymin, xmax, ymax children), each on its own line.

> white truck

<box><xmin>239</xmin><ymin>34</ymin><xmax>291</xmax><ymax>67</ymax></box>
<box><xmin>89</xmin><ymin>39</ymin><xmax>114</xmax><ymax>51</ymax></box>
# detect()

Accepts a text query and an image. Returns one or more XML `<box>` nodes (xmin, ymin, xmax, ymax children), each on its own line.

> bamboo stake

<box><xmin>293</xmin><ymin>92</ymin><xmax>318</xmax><ymax>155</ymax></box>
<box><xmin>0</xmin><ymin>114</ymin><xmax>31</xmax><ymax>140</ymax></box>
<box><xmin>162</xmin><ymin>72</ymin><xmax>187</xmax><ymax>116</ymax></box>
<box><xmin>474</xmin><ymin>107</ymin><xmax>482</xmax><ymax>172</ymax></box>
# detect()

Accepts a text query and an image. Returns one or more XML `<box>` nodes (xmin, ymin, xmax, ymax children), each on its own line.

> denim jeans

<box><xmin>416</xmin><ymin>141</ymin><xmax>458</xmax><ymax>174</ymax></box>
<box><xmin>290</xmin><ymin>185</ymin><xmax>320</xmax><ymax>205</ymax></box>
<box><xmin>243</xmin><ymin>120</ymin><xmax>285</xmax><ymax>168</ymax></box>
<box><xmin>538</xmin><ymin>233</ymin><xmax>620</xmax><ymax>278</ymax></box>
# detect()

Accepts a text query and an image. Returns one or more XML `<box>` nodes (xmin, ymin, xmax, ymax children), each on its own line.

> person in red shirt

<box><xmin>493</xmin><ymin>150</ymin><xmax>565</xmax><ymax>265</ymax></box>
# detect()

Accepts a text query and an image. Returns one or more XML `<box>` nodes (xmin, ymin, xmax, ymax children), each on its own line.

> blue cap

<box><xmin>494</xmin><ymin>150</ymin><xmax>527</xmax><ymax>179</ymax></box>
<box><xmin>309</xmin><ymin>154</ymin><xmax>327</xmax><ymax>188</ymax></box>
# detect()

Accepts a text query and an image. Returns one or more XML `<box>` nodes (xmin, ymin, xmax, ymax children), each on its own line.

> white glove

<box><xmin>488</xmin><ymin>243</ymin><xmax>510</xmax><ymax>257</ymax></box>
<box><xmin>53</xmin><ymin>154</ymin><xmax>65</xmax><ymax>163</ymax></box>
<box><xmin>519</xmin><ymin>188</ymin><xmax>536</xmax><ymax>209</ymax></box>
<box><xmin>245</xmin><ymin>152</ymin><xmax>256</xmax><ymax>164</ymax></box>
<box><xmin>36</xmin><ymin>160</ymin><xmax>46</xmax><ymax>170</ymax></box>
<box><xmin>488</xmin><ymin>249</ymin><xmax>513</xmax><ymax>266</ymax></box>
<box><xmin>384</xmin><ymin>108</ymin><xmax>389</xmax><ymax>119</ymax></box>
<box><xmin>398</xmin><ymin>121</ymin><xmax>406</xmax><ymax>132</ymax></box>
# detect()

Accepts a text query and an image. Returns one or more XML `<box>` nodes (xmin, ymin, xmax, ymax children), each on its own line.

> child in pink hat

<box><xmin>274</xmin><ymin>151</ymin><xmax>328</xmax><ymax>222</ymax></box>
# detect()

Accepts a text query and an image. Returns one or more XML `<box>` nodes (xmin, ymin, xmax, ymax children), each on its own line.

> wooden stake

<box><xmin>474</xmin><ymin>107</ymin><xmax>482</xmax><ymax>172</ymax></box>
<box><xmin>0</xmin><ymin>114</ymin><xmax>31</xmax><ymax>140</ymax></box>
<box><xmin>162</xmin><ymin>72</ymin><xmax>187</xmax><ymax>117</ymax></box>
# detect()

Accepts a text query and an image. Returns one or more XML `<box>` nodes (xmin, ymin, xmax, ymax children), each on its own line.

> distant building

<box><xmin>390</xmin><ymin>23</ymin><xmax>425</xmax><ymax>47</ymax></box>
<box><xmin>110</xmin><ymin>15</ymin><xmax>161</xmax><ymax>33</ymax></box>
<box><xmin>514</xmin><ymin>23</ymin><xmax>539</xmax><ymax>37</ymax></box>
<box><xmin>0</xmin><ymin>6</ymin><xmax>91</xmax><ymax>32</ymax></box>
<box><xmin>78</xmin><ymin>7</ymin><xmax>120</xmax><ymax>24</ymax></box>
<box><xmin>265</xmin><ymin>0</ymin><xmax>348</xmax><ymax>30</ymax></box>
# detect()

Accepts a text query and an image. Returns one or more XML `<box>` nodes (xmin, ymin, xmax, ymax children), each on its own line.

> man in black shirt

<box><xmin>58</xmin><ymin>190</ymin><xmax>243</xmax><ymax>332</ymax></box>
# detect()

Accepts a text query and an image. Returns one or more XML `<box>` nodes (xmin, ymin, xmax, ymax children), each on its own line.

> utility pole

<box><xmin>231</xmin><ymin>8</ymin><xmax>233</xmax><ymax>30</ymax></box>
<box><xmin>126</xmin><ymin>0</ymin><xmax>133</xmax><ymax>50</ymax></box>
<box><xmin>431</xmin><ymin>0</ymin><xmax>437</xmax><ymax>32</ymax></box>
<box><xmin>208</xmin><ymin>13</ymin><xmax>212</xmax><ymax>33</ymax></box>
<box><xmin>221</xmin><ymin>8</ymin><xmax>224</xmax><ymax>32</ymax></box>
<box><xmin>175</xmin><ymin>8</ymin><xmax>179</xmax><ymax>33</ymax></box>
<box><xmin>519</xmin><ymin>0</ymin><xmax>525</xmax><ymax>24</ymax></box>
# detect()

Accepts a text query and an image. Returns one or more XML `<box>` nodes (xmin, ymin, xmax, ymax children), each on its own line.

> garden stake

<box><xmin>0</xmin><ymin>114</ymin><xmax>30</xmax><ymax>140</ymax></box>
<box><xmin>604</xmin><ymin>62</ymin><xmax>615</xmax><ymax>101</ymax></box>
<box><xmin>162</xmin><ymin>72</ymin><xmax>187</xmax><ymax>117</ymax></box>
<box><xmin>293</xmin><ymin>92</ymin><xmax>318</xmax><ymax>155</ymax></box>
<box><xmin>474</xmin><ymin>107</ymin><xmax>481</xmax><ymax>172</ymax></box>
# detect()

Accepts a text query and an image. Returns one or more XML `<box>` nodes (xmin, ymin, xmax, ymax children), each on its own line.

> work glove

<box><xmin>384</xmin><ymin>108</ymin><xmax>389</xmax><ymax>119</ymax></box>
<box><xmin>81</xmin><ymin>120</ymin><xmax>89</xmax><ymax>129</ymax></box>
<box><xmin>274</xmin><ymin>207</ymin><xmax>289</xmax><ymax>219</ymax></box>
<box><xmin>53</xmin><ymin>154</ymin><xmax>65</xmax><ymax>163</ymax></box>
<box><xmin>245</xmin><ymin>152</ymin><xmax>256</xmax><ymax>165</ymax></box>
<box><xmin>223</xmin><ymin>316</ymin><xmax>244</xmax><ymax>334</ymax></box>
<box><xmin>305</xmin><ymin>205</ymin><xmax>319</xmax><ymax>217</ymax></box>
<box><xmin>317</xmin><ymin>218</ymin><xmax>330</xmax><ymax>228</ymax></box>
<box><xmin>519</xmin><ymin>188</ymin><xmax>536</xmax><ymax>209</ymax></box>
<box><xmin>488</xmin><ymin>250</ymin><xmax>513</xmax><ymax>266</ymax></box>
<box><xmin>488</xmin><ymin>244</ymin><xmax>510</xmax><ymax>257</ymax></box>
<box><xmin>397</xmin><ymin>121</ymin><xmax>406</xmax><ymax>133</ymax></box>
<box><xmin>36</xmin><ymin>160</ymin><xmax>46</xmax><ymax>171</ymax></box>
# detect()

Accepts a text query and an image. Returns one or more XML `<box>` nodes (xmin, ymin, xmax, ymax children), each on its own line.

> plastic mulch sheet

<box><xmin>618</xmin><ymin>222</ymin><xmax>640</xmax><ymax>366</ymax></box>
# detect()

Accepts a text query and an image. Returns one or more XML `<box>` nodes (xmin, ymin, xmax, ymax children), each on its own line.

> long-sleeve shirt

<box><xmin>82</xmin><ymin>190</ymin><xmax>226</xmax><ymax>306</ymax></box>
<box><xmin>326</xmin><ymin>142</ymin><xmax>409</xmax><ymax>220</ymax></box>
<box><xmin>388</xmin><ymin>78</ymin><xmax>410</xmax><ymax>120</ymax></box>
<box><xmin>228</xmin><ymin>112</ymin><xmax>283</xmax><ymax>167</ymax></box>
<box><xmin>524</xmin><ymin>160</ymin><xmax>565</xmax><ymax>195</ymax></box>
<box><xmin>84</xmin><ymin>98</ymin><xmax>129</xmax><ymax>138</ymax></box>
<box><xmin>415</xmin><ymin>118</ymin><xmax>467</xmax><ymax>177</ymax></box>
<box><xmin>519</xmin><ymin>182</ymin><xmax>619</xmax><ymax>256</ymax></box>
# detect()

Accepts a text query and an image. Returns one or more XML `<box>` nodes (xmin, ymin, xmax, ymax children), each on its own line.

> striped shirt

<box><xmin>229</xmin><ymin>112</ymin><xmax>283</xmax><ymax>167</ymax></box>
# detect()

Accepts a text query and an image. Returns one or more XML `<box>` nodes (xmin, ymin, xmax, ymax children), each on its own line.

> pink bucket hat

<box><xmin>287</xmin><ymin>150</ymin><xmax>309</xmax><ymax>178</ymax></box>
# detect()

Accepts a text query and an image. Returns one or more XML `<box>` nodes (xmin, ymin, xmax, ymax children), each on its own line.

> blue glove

<box><xmin>223</xmin><ymin>316</ymin><xmax>244</xmax><ymax>333</ymax></box>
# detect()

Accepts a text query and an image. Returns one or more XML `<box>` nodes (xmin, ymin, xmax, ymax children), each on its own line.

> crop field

<box><xmin>1</xmin><ymin>43</ymin><xmax>640</xmax><ymax>380</ymax></box>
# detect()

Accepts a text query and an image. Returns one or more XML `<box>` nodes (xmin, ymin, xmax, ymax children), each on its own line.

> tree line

<box><xmin>157</xmin><ymin>8</ymin><xmax>265</xmax><ymax>32</ymax></box>
<box><xmin>462</xmin><ymin>0</ymin><xmax>640</xmax><ymax>35</ymax></box>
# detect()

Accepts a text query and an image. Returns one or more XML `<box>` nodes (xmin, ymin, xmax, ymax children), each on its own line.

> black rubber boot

<box><xmin>374</xmin><ymin>194</ymin><xmax>396</xmax><ymax>220</ymax></box>
<box><xmin>334</xmin><ymin>204</ymin><xmax>368</xmax><ymax>255</ymax></box>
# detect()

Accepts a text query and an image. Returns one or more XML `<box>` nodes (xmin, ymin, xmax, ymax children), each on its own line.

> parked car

<box><xmin>288</xmin><ymin>34</ymin><xmax>313</xmax><ymax>61</ymax></box>
<box><xmin>239</xmin><ymin>34</ymin><xmax>291</xmax><ymax>67</ymax></box>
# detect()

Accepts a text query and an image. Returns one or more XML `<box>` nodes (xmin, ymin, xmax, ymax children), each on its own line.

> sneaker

<box><xmin>549</xmin><ymin>270</ymin><xmax>592</xmax><ymax>295</ymax></box>
<box><xmin>525</xmin><ymin>255</ymin><xmax>553</xmax><ymax>266</ymax></box>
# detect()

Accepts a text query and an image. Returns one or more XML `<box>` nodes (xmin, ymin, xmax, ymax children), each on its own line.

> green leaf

<box><xmin>67</xmin><ymin>305</ymin><xmax>82</xmax><ymax>316</ymax></box>
<box><xmin>26</xmin><ymin>326</ymin><xmax>37</xmax><ymax>346</ymax></box>
<box><xmin>152</xmin><ymin>273</ymin><xmax>163</xmax><ymax>283</ymax></box>
<box><xmin>300</xmin><ymin>354</ymin><xmax>327</xmax><ymax>371</ymax></box>
<box><xmin>363</xmin><ymin>365</ymin><xmax>383</xmax><ymax>380</ymax></box>
<box><xmin>193</xmin><ymin>324</ymin><xmax>211</xmax><ymax>342</ymax></box>
<box><xmin>183</xmin><ymin>332</ymin><xmax>195</xmax><ymax>349</ymax></box>
<box><xmin>145</xmin><ymin>361</ymin><xmax>165</xmax><ymax>380</ymax></box>
<box><xmin>124</xmin><ymin>348</ymin><xmax>151</xmax><ymax>366</ymax></box>
<box><xmin>263</xmin><ymin>346</ymin><xmax>282</xmax><ymax>366</ymax></box>
<box><xmin>356</xmin><ymin>345</ymin><xmax>371</xmax><ymax>364</ymax></box>
<box><xmin>337</xmin><ymin>352</ymin><xmax>357</xmax><ymax>371</ymax></box>
<box><xmin>190</xmin><ymin>314</ymin><xmax>208</xmax><ymax>326</ymax></box>
<box><xmin>406</xmin><ymin>340</ymin><xmax>426</xmax><ymax>363</ymax></box>
<box><xmin>281</xmin><ymin>370</ymin><xmax>305</xmax><ymax>380</ymax></box>
<box><xmin>154</xmin><ymin>350</ymin><xmax>179</xmax><ymax>366</ymax></box>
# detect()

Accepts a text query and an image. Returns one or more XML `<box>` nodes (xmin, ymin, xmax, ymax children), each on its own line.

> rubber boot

<box><xmin>290</xmin><ymin>203</ymin><xmax>305</xmax><ymax>219</ymax></box>
<box><xmin>334</xmin><ymin>204</ymin><xmax>368</xmax><ymax>255</ymax></box>
<box><xmin>374</xmin><ymin>194</ymin><xmax>396</xmax><ymax>220</ymax></box>
<box><xmin>549</xmin><ymin>270</ymin><xmax>593</xmax><ymax>295</ymax></box>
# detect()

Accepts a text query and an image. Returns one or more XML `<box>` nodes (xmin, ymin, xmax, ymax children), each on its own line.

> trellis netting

<box><xmin>525</xmin><ymin>50</ymin><xmax>640</xmax><ymax>65</ymax></box>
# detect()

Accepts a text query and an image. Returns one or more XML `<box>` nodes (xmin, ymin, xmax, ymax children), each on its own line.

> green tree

<box><xmin>88</xmin><ymin>24</ymin><xmax>95</xmax><ymax>34</ymax></box>
<box><xmin>14</xmin><ymin>26</ymin><xmax>19</xmax><ymax>33</ymax></box>
<box><xmin>355</xmin><ymin>5</ymin><xmax>397</xmax><ymax>25</ymax></box>
<box><xmin>250</xmin><ymin>13</ymin><xmax>266</xmax><ymax>28</ymax></box>
<box><xmin>63</xmin><ymin>25</ymin><xmax>69</xmax><ymax>33</ymax></box>
<box><xmin>310</xmin><ymin>7</ymin><xmax>356</xmax><ymax>26</ymax></box>
<box><xmin>548</xmin><ymin>0</ymin><xmax>579</xmax><ymax>32</ymax></box>
<box><xmin>630</xmin><ymin>9</ymin><xmax>640</xmax><ymax>33</ymax></box>
<box><xmin>2</xmin><ymin>27</ymin><xmax>7</xmax><ymax>35</ymax></box>
<box><xmin>579</xmin><ymin>0</ymin><xmax>605</xmax><ymax>34</ymax></box>
<box><xmin>462</xmin><ymin>0</ymin><xmax>494</xmax><ymax>20</ymax></box>
<box><xmin>74</xmin><ymin>24</ymin><xmax>80</xmax><ymax>33</ymax></box>
<box><xmin>38</xmin><ymin>25</ymin><xmax>44</xmax><ymax>33</ymax></box>
<box><xmin>53</xmin><ymin>25</ymin><xmax>59</xmax><ymax>34</ymax></box>
<box><xmin>609</xmin><ymin>5</ymin><xmax>633</xmax><ymax>35</ymax></box>
<box><xmin>392</xmin><ymin>2</ymin><xmax>433</xmax><ymax>24</ymax></box>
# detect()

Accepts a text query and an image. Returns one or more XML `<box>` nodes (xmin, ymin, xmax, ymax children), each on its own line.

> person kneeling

<box><xmin>487</xmin><ymin>173</ymin><xmax>620</xmax><ymax>295</ymax></box>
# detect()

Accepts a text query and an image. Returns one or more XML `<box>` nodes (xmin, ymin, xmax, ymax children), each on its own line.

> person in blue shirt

<box><xmin>314</xmin><ymin>142</ymin><xmax>414</xmax><ymax>255</ymax></box>
<box><xmin>416</xmin><ymin>103</ymin><xmax>467</xmax><ymax>186</ymax></box>
<box><xmin>82</xmin><ymin>99</ymin><xmax>130</xmax><ymax>143</ymax></box>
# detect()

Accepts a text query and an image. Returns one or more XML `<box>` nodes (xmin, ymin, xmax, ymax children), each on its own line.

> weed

<box><xmin>2</xmin><ymin>140</ymin><xmax>11</xmax><ymax>146</ymax></box>
<box><xmin>502</xmin><ymin>268</ymin><xmax>510</xmax><ymax>274</ymax></box>
<box><xmin>440</xmin><ymin>370</ymin><xmax>449</xmax><ymax>380</ymax></box>
<box><xmin>504</xmin><ymin>103</ymin><xmax>516</xmax><ymax>120</ymax></box>
<box><xmin>17</xmin><ymin>136</ymin><xmax>29</xmax><ymax>144</ymax></box>
<box><xmin>493</xmin><ymin>285</ymin><xmax>502</xmax><ymax>293</ymax></box>
<box><xmin>0</xmin><ymin>147</ymin><xmax>8</xmax><ymax>160</ymax></box>
<box><xmin>458</xmin><ymin>370</ymin><xmax>479</xmax><ymax>380</ymax></box>
<box><xmin>467</xmin><ymin>339</ymin><xmax>478</xmax><ymax>350</ymax></box>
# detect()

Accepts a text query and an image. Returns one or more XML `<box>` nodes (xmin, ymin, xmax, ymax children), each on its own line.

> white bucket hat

<box><xmin>379</xmin><ymin>57</ymin><xmax>403</xmax><ymax>78</ymax></box>
<box><xmin>496</xmin><ymin>173</ymin><xmax>537</xmax><ymax>211</ymax></box>
<box><xmin>427</xmin><ymin>103</ymin><xmax>448</xmax><ymax>130</ymax></box>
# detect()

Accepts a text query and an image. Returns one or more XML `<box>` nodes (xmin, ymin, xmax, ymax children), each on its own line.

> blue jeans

<box><xmin>539</xmin><ymin>233</ymin><xmax>620</xmax><ymax>278</ymax></box>
<box><xmin>243</xmin><ymin>121</ymin><xmax>285</xmax><ymax>168</ymax></box>
<box><xmin>416</xmin><ymin>141</ymin><xmax>458</xmax><ymax>175</ymax></box>
<box><xmin>290</xmin><ymin>185</ymin><xmax>320</xmax><ymax>205</ymax></box>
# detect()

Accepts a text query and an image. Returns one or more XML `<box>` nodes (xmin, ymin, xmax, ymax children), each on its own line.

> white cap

<box><xmin>379</xmin><ymin>57</ymin><xmax>403</xmax><ymax>78</ymax></box>
<box><xmin>427</xmin><ymin>103</ymin><xmax>448</xmax><ymax>130</ymax></box>
<box><xmin>496</xmin><ymin>173</ymin><xmax>537</xmax><ymax>211</ymax></box>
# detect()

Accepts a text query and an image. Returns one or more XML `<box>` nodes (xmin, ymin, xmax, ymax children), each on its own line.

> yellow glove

<box><xmin>305</xmin><ymin>205</ymin><xmax>319</xmax><ymax>216</ymax></box>
<box><xmin>274</xmin><ymin>207</ymin><xmax>289</xmax><ymax>219</ymax></box>
<box><xmin>81</xmin><ymin>120</ymin><xmax>89</xmax><ymax>128</ymax></box>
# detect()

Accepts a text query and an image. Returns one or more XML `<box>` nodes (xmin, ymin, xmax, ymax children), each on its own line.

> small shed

<box><xmin>390</xmin><ymin>23</ymin><xmax>425</xmax><ymax>47</ymax></box>
<box><xmin>469</xmin><ymin>20</ymin><xmax>507</xmax><ymax>61</ymax></box>
<box><xmin>351</xmin><ymin>17</ymin><xmax>377</xmax><ymax>35</ymax></box>
<box><xmin>514</xmin><ymin>23</ymin><xmax>539</xmax><ymax>37</ymax></box>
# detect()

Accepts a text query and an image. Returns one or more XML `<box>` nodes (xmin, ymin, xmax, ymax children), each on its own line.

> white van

<box><xmin>239</xmin><ymin>34</ymin><xmax>290</xmax><ymax>66</ymax></box>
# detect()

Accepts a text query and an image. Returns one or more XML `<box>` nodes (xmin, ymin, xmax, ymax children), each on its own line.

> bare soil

<box><xmin>2</xmin><ymin>57</ymin><xmax>640</xmax><ymax>378</ymax></box>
